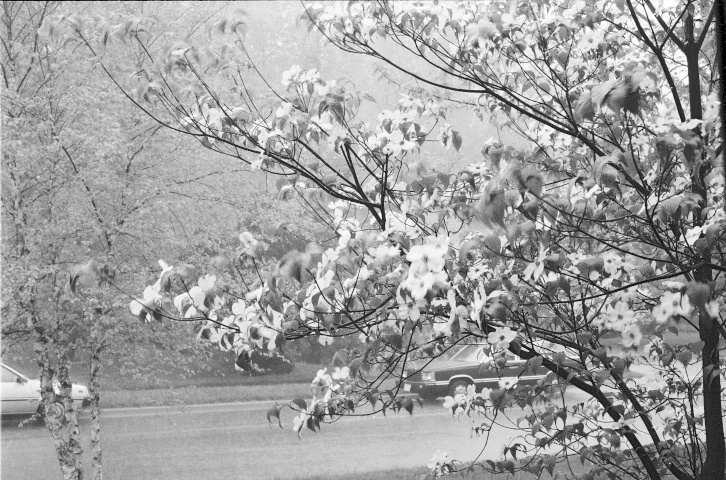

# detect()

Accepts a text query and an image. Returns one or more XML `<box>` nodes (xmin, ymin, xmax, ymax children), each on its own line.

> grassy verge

<box><xmin>275</xmin><ymin>467</ymin><xmax>428</xmax><ymax>480</ymax></box>
<box><xmin>102</xmin><ymin>360</ymin><xmax>322</xmax><ymax>391</ymax></box>
<box><xmin>102</xmin><ymin>382</ymin><xmax>312</xmax><ymax>409</ymax></box>
<box><xmin>101</xmin><ymin>373</ymin><xmax>400</xmax><ymax>409</ymax></box>
<box><xmin>276</xmin><ymin>461</ymin><xmax>594</xmax><ymax>480</ymax></box>
<box><xmin>3</xmin><ymin>346</ymin><xmax>324</xmax><ymax>391</ymax></box>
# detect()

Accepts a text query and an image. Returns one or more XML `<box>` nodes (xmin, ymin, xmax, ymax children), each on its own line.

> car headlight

<box><xmin>421</xmin><ymin>372</ymin><xmax>435</xmax><ymax>382</ymax></box>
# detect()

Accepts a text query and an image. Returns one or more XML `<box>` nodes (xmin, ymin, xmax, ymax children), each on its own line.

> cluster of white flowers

<box><xmin>590</xmin><ymin>300</ymin><xmax>644</xmax><ymax>348</ymax></box>
<box><xmin>601</xmin><ymin>251</ymin><xmax>624</xmax><ymax>276</ymax></box>
<box><xmin>172</xmin><ymin>274</ymin><xmax>219</xmax><ymax>318</ymax></box>
<box><xmin>593</xmin><ymin>301</ymin><xmax>634</xmax><ymax>330</ymax></box>
<box><xmin>487</xmin><ymin>326</ymin><xmax>517</xmax><ymax>351</ymax></box>
<box><xmin>392</xmin><ymin>237</ymin><xmax>455</xmax><ymax>333</ymax></box>
<box><xmin>399</xmin><ymin>236</ymin><xmax>449</xmax><ymax>300</ymax></box>
<box><xmin>289</xmin><ymin>365</ymin><xmax>355</xmax><ymax>436</ymax></box>
<box><xmin>281</xmin><ymin>65</ymin><xmax>321</xmax><ymax>87</ymax></box>
<box><xmin>442</xmin><ymin>383</ymin><xmax>492</xmax><ymax>414</ymax></box>
<box><xmin>311</xmin><ymin>367</ymin><xmax>351</xmax><ymax>400</ymax></box>
<box><xmin>427</xmin><ymin>450</ymin><xmax>451</xmax><ymax>476</ymax></box>
<box><xmin>652</xmin><ymin>291</ymin><xmax>691</xmax><ymax>325</ymax></box>
<box><xmin>366</xmin><ymin>244</ymin><xmax>400</xmax><ymax>264</ymax></box>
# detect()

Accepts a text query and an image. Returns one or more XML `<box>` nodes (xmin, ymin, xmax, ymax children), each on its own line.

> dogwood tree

<box><xmin>51</xmin><ymin>0</ymin><xmax>725</xmax><ymax>478</ymax></box>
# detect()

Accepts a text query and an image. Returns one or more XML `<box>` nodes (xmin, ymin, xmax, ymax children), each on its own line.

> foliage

<box><xmin>0</xmin><ymin>2</ymin><xmax>303</xmax><ymax>479</ymax></box>
<box><xmin>49</xmin><ymin>1</ymin><xmax>726</xmax><ymax>480</ymax></box>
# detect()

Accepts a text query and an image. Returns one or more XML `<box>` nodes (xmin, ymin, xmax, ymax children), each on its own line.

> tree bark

<box><xmin>89</xmin><ymin>322</ymin><xmax>104</xmax><ymax>480</ymax></box>
<box><xmin>33</xmin><ymin>316</ymin><xmax>84</xmax><ymax>480</ymax></box>
<box><xmin>56</xmin><ymin>350</ymin><xmax>85</xmax><ymax>480</ymax></box>
<box><xmin>699</xmin><ymin>307</ymin><xmax>725</xmax><ymax>479</ymax></box>
<box><xmin>684</xmin><ymin>8</ymin><xmax>725</xmax><ymax>477</ymax></box>
<box><xmin>716</xmin><ymin>0</ymin><xmax>726</xmax><ymax>192</ymax></box>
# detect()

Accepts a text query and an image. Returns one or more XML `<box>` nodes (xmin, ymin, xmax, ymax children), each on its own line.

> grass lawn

<box><xmin>98</xmin><ymin>361</ymin><xmax>324</xmax><ymax>408</ymax></box>
<box><xmin>276</xmin><ymin>467</ymin><xmax>429</xmax><ymax>480</ymax></box>
<box><xmin>276</xmin><ymin>461</ymin><xmax>593</xmax><ymax>480</ymax></box>
<box><xmin>104</xmin><ymin>361</ymin><xmax>322</xmax><ymax>391</ymax></box>
<box><xmin>101</xmin><ymin>381</ymin><xmax>313</xmax><ymax>408</ymax></box>
<box><xmin>100</xmin><ymin>367</ymin><xmax>400</xmax><ymax>409</ymax></box>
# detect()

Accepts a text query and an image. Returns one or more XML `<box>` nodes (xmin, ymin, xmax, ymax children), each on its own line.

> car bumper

<box><xmin>404</xmin><ymin>375</ymin><xmax>548</xmax><ymax>398</ymax></box>
<box><xmin>403</xmin><ymin>381</ymin><xmax>448</xmax><ymax>398</ymax></box>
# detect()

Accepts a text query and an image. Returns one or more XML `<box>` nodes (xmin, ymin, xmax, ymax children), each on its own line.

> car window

<box><xmin>505</xmin><ymin>351</ymin><xmax>522</xmax><ymax>361</ymax></box>
<box><xmin>450</xmin><ymin>346</ymin><xmax>522</xmax><ymax>363</ymax></box>
<box><xmin>451</xmin><ymin>345</ymin><xmax>489</xmax><ymax>362</ymax></box>
<box><xmin>1</xmin><ymin>366</ymin><xmax>18</xmax><ymax>382</ymax></box>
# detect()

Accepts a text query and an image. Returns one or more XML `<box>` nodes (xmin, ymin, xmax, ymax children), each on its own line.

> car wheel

<box><xmin>449</xmin><ymin>379</ymin><xmax>471</xmax><ymax>397</ymax></box>
<box><xmin>418</xmin><ymin>389</ymin><xmax>440</xmax><ymax>402</ymax></box>
<box><xmin>40</xmin><ymin>401</ymin><xmax>66</xmax><ymax>420</ymax></box>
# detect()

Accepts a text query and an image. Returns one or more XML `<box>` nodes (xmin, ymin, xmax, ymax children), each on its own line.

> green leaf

<box><xmin>580</xmin><ymin>446</ymin><xmax>592</xmax><ymax>464</ymax></box>
<box><xmin>543</xmin><ymin>456</ymin><xmax>556</xmax><ymax>476</ymax></box>
<box><xmin>451</xmin><ymin>130</ymin><xmax>462</xmax><ymax>151</ymax></box>
<box><xmin>266</xmin><ymin>403</ymin><xmax>283</xmax><ymax>429</ymax></box>
<box><xmin>592</xmin><ymin>369</ymin><xmax>610</xmax><ymax>385</ymax></box>
<box><xmin>490</xmin><ymin>388</ymin><xmax>506</xmax><ymax>407</ymax></box>
<box><xmin>591</xmin><ymin>79</ymin><xmax>617</xmax><ymax>107</ymax></box>
<box><xmin>676</xmin><ymin>350</ymin><xmax>693</xmax><ymax>366</ymax></box>
<box><xmin>291</xmin><ymin>397</ymin><xmax>307</xmax><ymax>411</ymax></box>
<box><xmin>400</xmin><ymin>397</ymin><xmax>415</xmax><ymax>415</ymax></box>
<box><xmin>382</xmin><ymin>332</ymin><xmax>403</xmax><ymax>349</ymax></box>
<box><xmin>306</xmin><ymin>415</ymin><xmax>320</xmax><ymax>433</ymax></box>
<box><xmin>509</xmin><ymin>443</ymin><xmax>524</xmax><ymax>460</ymax></box>
<box><xmin>575</xmin><ymin>91</ymin><xmax>595</xmax><ymax>122</ymax></box>
<box><xmin>686</xmin><ymin>283</ymin><xmax>710</xmax><ymax>309</ymax></box>
<box><xmin>527</xmin><ymin>355</ymin><xmax>544</xmax><ymax>375</ymax></box>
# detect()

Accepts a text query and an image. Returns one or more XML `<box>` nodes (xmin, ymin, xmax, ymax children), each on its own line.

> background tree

<box><xmin>49</xmin><ymin>1</ymin><xmax>725</xmax><ymax>479</ymax></box>
<box><xmin>1</xmin><ymin>2</ymin><xmax>318</xmax><ymax>479</ymax></box>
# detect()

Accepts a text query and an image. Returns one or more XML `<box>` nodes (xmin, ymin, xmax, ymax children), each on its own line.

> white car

<box><xmin>1</xmin><ymin>363</ymin><xmax>90</xmax><ymax>417</ymax></box>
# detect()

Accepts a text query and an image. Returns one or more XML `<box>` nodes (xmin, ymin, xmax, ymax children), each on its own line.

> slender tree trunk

<box><xmin>89</xmin><ymin>321</ymin><xmax>104</xmax><ymax>480</ymax></box>
<box><xmin>684</xmin><ymin>10</ymin><xmax>726</xmax><ymax>476</ymax></box>
<box><xmin>699</xmin><ymin>308</ymin><xmax>725</xmax><ymax>479</ymax></box>
<box><xmin>33</xmin><ymin>316</ymin><xmax>84</xmax><ymax>480</ymax></box>
<box><xmin>56</xmin><ymin>348</ymin><xmax>85</xmax><ymax>479</ymax></box>
<box><xmin>716</xmin><ymin>0</ymin><xmax>725</xmax><ymax>192</ymax></box>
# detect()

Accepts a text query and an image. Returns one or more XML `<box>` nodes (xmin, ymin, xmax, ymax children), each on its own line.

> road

<box><xmin>0</xmin><ymin>389</ymin><xmax>623</xmax><ymax>480</ymax></box>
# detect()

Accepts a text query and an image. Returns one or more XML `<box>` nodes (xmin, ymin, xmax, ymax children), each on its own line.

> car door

<box><xmin>503</xmin><ymin>351</ymin><xmax>529</xmax><ymax>380</ymax></box>
<box><xmin>503</xmin><ymin>351</ymin><xmax>548</xmax><ymax>385</ymax></box>
<box><xmin>1</xmin><ymin>365</ymin><xmax>36</xmax><ymax>415</ymax></box>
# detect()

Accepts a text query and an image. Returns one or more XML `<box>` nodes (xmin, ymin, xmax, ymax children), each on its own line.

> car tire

<box><xmin>449</xmin><ymin>379</ymin><xmax>471</xmax><ymax>397</ymax></box>
<box><xmin>418</xmin><ymin>389</ymin><xmax>439</xmax><ymax>402</ymax></box>
<box><xmin>39</xmin><ymin>401</ymin><xmax>65</xmax><ymax>420</ymax></box>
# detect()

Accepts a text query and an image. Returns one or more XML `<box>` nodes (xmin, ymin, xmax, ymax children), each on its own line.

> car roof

<box><xmin>450</xmin><ymin>344</ymin><xmax>519</xmax><ymax>360</ymax></box>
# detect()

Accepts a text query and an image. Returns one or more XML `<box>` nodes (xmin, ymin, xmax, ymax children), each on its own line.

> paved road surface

<box><xmin>0</xmin><ymin>389</ymin><xmax>611</xmax><ymax>480</ymax></box>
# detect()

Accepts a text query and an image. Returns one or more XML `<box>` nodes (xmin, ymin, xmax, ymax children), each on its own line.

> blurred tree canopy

<box><xmin>18</xmin><ymin>1</ymin><xmax>726</xmax><ymax>479</ymax></box>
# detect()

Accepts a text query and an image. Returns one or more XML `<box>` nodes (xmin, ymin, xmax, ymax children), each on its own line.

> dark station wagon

<box><xmin>403</xmin><ymin>344</ymin><xmax>549</xmax><ymax>399</ymax></box>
